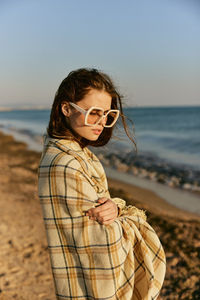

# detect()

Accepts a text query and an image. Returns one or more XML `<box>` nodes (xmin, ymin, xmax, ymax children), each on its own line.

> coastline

<box><xmin>92</xmin><ymin>145</ymin><xmax>200</xmax><ymax>195</ymax></box>
<box><xmin>0</xmin><ymin>130</ymin><xmax>200</xmax><ymax>299</ymax></box>
<box><xmin>105</xmin><ymin>167</ymin><xmax>200</xmax><ymax>218</ymax></box>
<box><xmin>1</xmin><ymin>124</ymin><xmax>200</xmax><ymax>196</ymax></box>
<box><xmin>1</xmin><ymin>126</ymin><xmax>200</xmax><ymax>215</ymax></box>
<box><xmin>107</xmin><ymin>177</ymin><xmax>200</xmax><ymax>221</ymax></box>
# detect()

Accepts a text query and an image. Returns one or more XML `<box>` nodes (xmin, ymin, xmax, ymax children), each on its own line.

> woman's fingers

<box><xmin>88</xmin><ymin>214</ymin><xmax>116</xmax><ymax>225</ymax></box>
<box><xmin>87</xmin><ymin>209</ymin><xmax>117</xmax><ymax>223</ymax></box>
<box><xmin>85</xmin><ymin>198</ymin><xmax>118</xmax><ymax>224</ymax></box>
<box><xmin>97</xmin><ymin>197</ymin><xmax>108</xmax><ymax>204</ymax></box>
<box><xmin>87</xmin><ymin>207</ymin><xmax>115</xmax><ymax>219</ymax></box>
<box><xmin>89</xmin><ymin>199</ymin><xmax>117</xmax><ymax>214</ymax></box>
<box><xmin>100</xmin><ymin>218</ymin><xmax>115</xmax><ymax>225</ymax></box>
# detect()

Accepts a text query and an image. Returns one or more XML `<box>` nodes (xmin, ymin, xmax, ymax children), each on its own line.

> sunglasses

<box><xmin>69</xmin><ymin>102</ymin><xmax>120</xmax><ymax>127</ymax></box>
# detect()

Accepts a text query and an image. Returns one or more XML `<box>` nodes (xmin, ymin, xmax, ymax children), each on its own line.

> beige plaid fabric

<box><xmin>38</xmin><ymin>135</ymin><xmax>166</xmax><ymax>299</ymax></box>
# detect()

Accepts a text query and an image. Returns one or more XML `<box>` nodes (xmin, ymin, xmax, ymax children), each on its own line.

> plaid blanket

<box><xmin>38</xmin><ymin>135</ymin><xmax>166</xmax><ymax>299</ymax></box>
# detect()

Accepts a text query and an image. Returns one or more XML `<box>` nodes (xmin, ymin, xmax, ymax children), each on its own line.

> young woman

<box><xmin>38</xmin><ymin>68</ymin><xmax>166</xmax><ymax>300</ymax></box>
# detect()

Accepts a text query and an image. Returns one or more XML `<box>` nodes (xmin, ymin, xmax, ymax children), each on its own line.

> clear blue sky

<box><xmin>0</xmin><ymin>0</ymin><xmax>200</xmax><ymax>107</ymax></box>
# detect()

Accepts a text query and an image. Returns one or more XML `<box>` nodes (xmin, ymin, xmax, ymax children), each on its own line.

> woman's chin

<box><xmin>74</xmin><ymin>129</ymin><xmax>101</xmax><ymax>141</ymax></box>
<box><xmin>86</xmin><ymin>136</ymin><xmax>99</xmax><ymax>141</ymax></box>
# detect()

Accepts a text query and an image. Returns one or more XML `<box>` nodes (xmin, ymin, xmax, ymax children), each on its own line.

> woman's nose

<box><xmin>99</xmin><ymin>116</ymin><xmax>107</xmax><ymax>127</ymax></box>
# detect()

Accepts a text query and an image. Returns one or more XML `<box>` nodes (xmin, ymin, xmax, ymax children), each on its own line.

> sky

<box><xmin>0</xmin><ymin>0</ymin><xmax>200</xmax><ymax>108</ymax></box>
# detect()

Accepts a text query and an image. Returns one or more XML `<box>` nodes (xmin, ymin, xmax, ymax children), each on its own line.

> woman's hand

<box><xmin>85</xmin><ymin>197</ymin><xmax>118</xmax><ymax>225</ymax></box>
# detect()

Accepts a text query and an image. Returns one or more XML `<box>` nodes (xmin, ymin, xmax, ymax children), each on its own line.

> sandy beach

<box><xmin>0</xmin><ymin>131</ymin><xmax>199</xmax><ymax>299</ymax></box>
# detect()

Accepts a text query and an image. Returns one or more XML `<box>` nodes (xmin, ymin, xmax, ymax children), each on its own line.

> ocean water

<box><xmin>123</xmin><ymin>106</ymin><xmax>200</xmax><ymax>170</ymax></box>
<box><xmin>0</xmin><ymin>106</ymin><xmax>200</xmax><ymax>171</ymax></box>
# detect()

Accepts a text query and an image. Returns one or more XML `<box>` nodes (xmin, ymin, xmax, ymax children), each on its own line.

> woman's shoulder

<box><xmin>39</xmin><ymin>135</ymin><xmax>89</xmax><ymax>172</ymax></box>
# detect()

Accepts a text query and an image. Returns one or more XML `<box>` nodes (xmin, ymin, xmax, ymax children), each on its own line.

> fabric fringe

<box><xmin>111</xmin><ymin>197</ymin><xmax>147</xmax><ymax>221</ymax></box>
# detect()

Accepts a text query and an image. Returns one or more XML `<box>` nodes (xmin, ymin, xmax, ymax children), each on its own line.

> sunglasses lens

<box><xmin>106</xmin><ymin>111</ymin><xmax>118</xmax><ymax>126</ymax></box>
<box><xmin>86</xmin><ymin>108</ymin><xmax>119</xmax><ymax>126</ymax></box>
<box><xmin>87</xmin><ymin>109</ymin><xmax>104</xmax><ymax>125</ymax></box>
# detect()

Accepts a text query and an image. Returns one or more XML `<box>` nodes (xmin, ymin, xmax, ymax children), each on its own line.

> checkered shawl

<box><xmin>38</xmin><ymin>136</ymin><xmax>166</xmax><ymax>300</ymax></box>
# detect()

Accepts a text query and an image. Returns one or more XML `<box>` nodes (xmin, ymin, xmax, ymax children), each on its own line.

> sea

<box><xmin>123</xmin><ymin>105</ymin><xmax>200</xmax><ymax>170</ymax></box>
<box><xmin>0</xmin><ymin>105</ymin><xmax>199</xmax><ymax>169</ymax></box>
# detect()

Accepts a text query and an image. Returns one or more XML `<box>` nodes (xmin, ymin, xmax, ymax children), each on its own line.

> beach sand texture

<box><xmin>0</xmin><ymin>131</ymin><xmax>199</xmax><ymax>299</ymax></box>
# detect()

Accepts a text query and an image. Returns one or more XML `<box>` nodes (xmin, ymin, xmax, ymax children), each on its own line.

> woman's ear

<box><xmin>61</xmin><ymin>103</ymin><xmax>71</xmax><ymax>117</ymax></box>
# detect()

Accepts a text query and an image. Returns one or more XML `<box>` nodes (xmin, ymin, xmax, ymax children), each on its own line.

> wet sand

<box><xmin>0</xmin><ymin>131</ymin><xmax>199</xmax><ymax>299</ymax></box>
<box><xmin>107</xmin><ymin>177</ymin><xmax>200</xmax><ymax>221</ymax></box>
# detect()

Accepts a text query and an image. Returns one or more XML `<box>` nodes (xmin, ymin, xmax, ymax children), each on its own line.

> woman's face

<box><xmin>62</xmin><ymin>89</ymin><xmax>112</xmax><ymax>141</ymax></box>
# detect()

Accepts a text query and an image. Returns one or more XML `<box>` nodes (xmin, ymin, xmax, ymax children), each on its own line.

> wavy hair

<box><xmin>47</xmin><ymin>68</ymin><xmax>136</xmax><ymax>150</ymax></box>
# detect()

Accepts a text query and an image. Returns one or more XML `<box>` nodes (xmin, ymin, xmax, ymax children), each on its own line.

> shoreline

<box><xmin>107</xmin><ymin>177</ymin><xmax>200</xmax><ymax>221</ymax></box>
<box><xmin>105</xmin><ymin>167</ymin><xmax>200</xmax><ymax>218</ymax></box>
<box><xmin>1</xmin><ymin>129</ymin><xmax>200</xmax><ymax>218</ymax></box>
<box><xmin>93</xmin><ymin>146</ymin><xmax>200</xmax><ymax>195</ymax></box>
<box><xmin>0</xmin><ymin>128</ymin><xmax>200</xmax><ymax>219</ymax></box>
<box><xmin>1</xmin><ymin>125</ymin><xmax>200</xmax><ymax>195</ymax></box>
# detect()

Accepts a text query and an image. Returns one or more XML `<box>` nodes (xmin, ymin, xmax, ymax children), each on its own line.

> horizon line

<box><xmin>0</xmin><ymin>103</ymin><xmax>200</xmax><ymax>111</ymax></box>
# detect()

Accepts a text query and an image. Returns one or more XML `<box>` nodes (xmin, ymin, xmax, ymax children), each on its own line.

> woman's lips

<box><xmin>92</xmin><ymin>129</ymin><xmax>102</xmax><ymax>135</ymax></box>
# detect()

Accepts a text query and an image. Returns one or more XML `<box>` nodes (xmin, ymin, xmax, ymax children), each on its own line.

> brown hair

<box><xmin>47</xmin><ymin>68</ymin><xmax>136</xmax><ymax>150</ymax></box>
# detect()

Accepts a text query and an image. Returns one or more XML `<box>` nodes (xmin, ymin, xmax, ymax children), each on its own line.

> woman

<box><xmin>38</xmin><ymin>68</ymin><xmax>166</xmax><ymax>299</ymax></box>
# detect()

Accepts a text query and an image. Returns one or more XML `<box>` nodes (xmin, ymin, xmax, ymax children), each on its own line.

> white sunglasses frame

<box><xmin>69</xmin><ymin>102</ymin><xmax>120</xmax><ymax>127</ymax></box>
